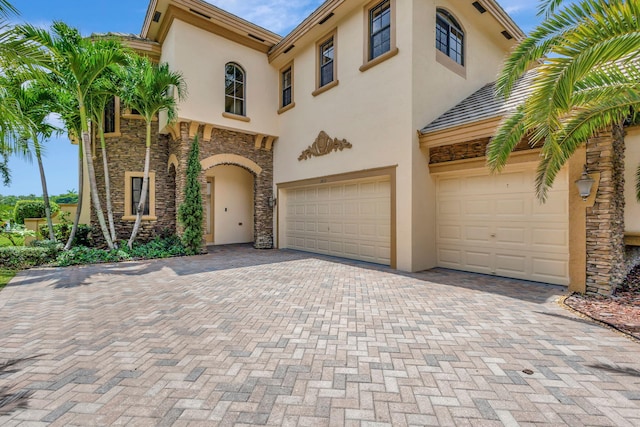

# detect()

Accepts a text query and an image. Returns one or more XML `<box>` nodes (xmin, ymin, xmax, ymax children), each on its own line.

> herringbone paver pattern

<box><xmin>0</xmin><ymin>245</ymin><xmax>638</xmax><ymax>426</ymax></box>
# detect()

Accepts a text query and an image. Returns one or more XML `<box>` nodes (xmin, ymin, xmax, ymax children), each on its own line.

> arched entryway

<box><xmin>204</xmin><ymin>165</ymin><xmax>254</xmax><ymax>244</ymax></box>
<box><xmin>200</xmin><ymin>154</ymin><xmax>271</xmax><ymax>248</ymax></box>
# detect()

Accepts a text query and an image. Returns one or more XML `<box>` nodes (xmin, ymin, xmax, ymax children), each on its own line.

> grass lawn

<box><xmin>0</xmin><ymin>268</ymin><xmax>16</xmax><ymax>291</ymax></box>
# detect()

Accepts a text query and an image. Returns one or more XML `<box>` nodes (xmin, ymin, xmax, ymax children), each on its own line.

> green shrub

<box><xmin>51</xmin><ymin>195</ymin><xmax>78</xmax><ymax>204</ymax></box>
<box><xmin>178</xmin><ymin>136</ymin><xmax>204</xmax><ymax>255</ymax></box>
<box><xmin>56</xmin><ymin>246</ymin><xmax>131</xmax><ymax>267</ymax></box>
<box><xmin>0</xmin><ymin>246</ymin><xmax>57</xmax><ymax>269</ymax></box>
<box><xmin>0</xmin><ymin>224</ymin><xmax>35</xmax><ymax>247</ymax></box>
<box><xmin>55</xmin><ymin>236</ymin><xmax>185</xmax><ymax>267</ymax></box>
<box><xmin>13</xmin><ymin>200</ymin><xmax>59</xmax><ymax>225</ymax></box>
<box><xmin>128</xmin><ymin>235</ymin><xmax>186</xmax><ymax>259</ymax></box>
<box><xmin>29</xmin><ymin>239</ymin><xmax>64</xmax><ymax>257</ymax></box>
<box><xmin>38</xmin><ymin>212</ymin><xmax>92</xmax><ymax>246</ymax></box>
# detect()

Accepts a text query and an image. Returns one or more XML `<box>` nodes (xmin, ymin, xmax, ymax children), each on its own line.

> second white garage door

<box><xmin>436</xmin><ymin>165</ymin><xmax>569</xmax><ymax>285</ymax></box>
<box><xmin>283</xmin><ymin>176</ymin><xmax>391</xmax><ymax>265</ymax></box>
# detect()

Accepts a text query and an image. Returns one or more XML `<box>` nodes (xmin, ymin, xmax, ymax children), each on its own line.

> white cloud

<box><xmin>204</xmin><ymin>0</ymin><xmax>324</xmax><ymax>35</ymax></box>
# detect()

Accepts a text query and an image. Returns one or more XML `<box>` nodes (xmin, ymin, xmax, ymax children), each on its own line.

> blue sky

<box><xmin>6</xmin><ymin>0</ymin><xmax>543</xmax><ymax>196</ymax></box>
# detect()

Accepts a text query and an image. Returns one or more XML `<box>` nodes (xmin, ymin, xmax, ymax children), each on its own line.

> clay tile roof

<box><xmin>420</xmin><ymin>69</ymin><xmax>537</xmax><ymax>134</ymax></box>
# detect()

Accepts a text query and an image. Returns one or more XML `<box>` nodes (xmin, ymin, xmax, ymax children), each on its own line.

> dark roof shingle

<box><xmin>420</xmin><ymin>70</ymin><xmax>536</xmax><ymax>134</ymax></box>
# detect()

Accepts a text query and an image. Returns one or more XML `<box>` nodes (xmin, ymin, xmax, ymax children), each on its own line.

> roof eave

<box><xmin>268</xmin><ymin>0</ymin><xmax>345</xmax><ymax>62</ymax></box>
<box><xmin>479</xmin><ymin>0</ymin><xmax>526</xmax><ymax>41</ymax></box>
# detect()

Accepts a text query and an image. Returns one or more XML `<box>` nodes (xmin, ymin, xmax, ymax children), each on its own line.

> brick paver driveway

<box><xmin>1</xmin><ymin>245</ymin><xmax>638</xmax><ymax>426</ymax></box>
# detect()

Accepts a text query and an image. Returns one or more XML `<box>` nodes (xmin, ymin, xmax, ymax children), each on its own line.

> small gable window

<box><xmin>225</xmin><ymin>62</ymin><xmax>245</xmax><ymax>116</ymax></box>
<box><xmin>436</xmin><ymin>9</ymin><xmax>464</xmax><ymax>66</ymax></box>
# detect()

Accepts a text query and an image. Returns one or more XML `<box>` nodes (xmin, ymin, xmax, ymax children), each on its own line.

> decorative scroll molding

<box><xmin>298</xmin><ymin>131</ymin><xmax>352</xmax><ymax>161</ymax></box>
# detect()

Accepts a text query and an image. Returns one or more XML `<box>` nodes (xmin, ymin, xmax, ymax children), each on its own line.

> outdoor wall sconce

<box><xmin>268</xmin><ymin>196</ymin><xmax>276</xmax><ymax>209</ymax></box>
<box><xmin>575</xmin><ymin>165</ymin><xmax>595</xmax><ymax>201</ymax></box>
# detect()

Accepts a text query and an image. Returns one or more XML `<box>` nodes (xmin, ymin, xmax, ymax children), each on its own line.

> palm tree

<box><xmin>16</xmin><ymin>22</ymin><xmax>127</xmax><ymax>249</ymax></box>
<box><xmin>86</xmin><ymin>73</ymin><xmax>119</xmax><ymax>245</ymax></box>
<box><xmin>118</xmin><ymin>55</ymin><xmax>186</xmax><ymax>249</ymax></box>
<box><xmin>486</xmin><ymin>0</ymin><xmax>640</xmax><ymax>200</ymax></box>
<box><xmin>2</xmin><ymin>73</ymin><xmax>60</xmax><ymax>240</ymax></box>
<box><xmin>56</xmin><ymin>91</ymin><xmax>85</xmax><ymax>250</ymax></box>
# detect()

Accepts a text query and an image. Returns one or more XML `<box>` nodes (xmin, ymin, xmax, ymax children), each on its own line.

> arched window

<box><xmin>436</xmin><ymin>9</ymin><xmax>464</xmax><ymax>66</ymax></box>
<box><xmin>225</xmin><ymin>62</ymin><xmax>245</xmax><ymax>116</ymax></box>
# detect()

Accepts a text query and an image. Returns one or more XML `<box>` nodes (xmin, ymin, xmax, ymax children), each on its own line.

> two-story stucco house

<box><xmin>85</xmin><ymin>0</ymin><xmax>640</xmax><ymax>295</ymax></box>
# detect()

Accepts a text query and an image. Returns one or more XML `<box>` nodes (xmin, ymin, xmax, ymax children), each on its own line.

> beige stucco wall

<box><xmin>206</xmin><ymin>165</ymin><xmax>255</xmax><ymax>245</ymax></box>
<box><xmin>273</xmin><ymin>1</ymin><xmax>415</xmax><ymax>270</ymax></box>
<box><xmin>160</xmin><ymin>19</ymin><xmax>278</xmax><ymax>136</ymax></box>
<box><xmin>273</xmin><ymin>0</ymin><xmax>514</xmax><ymax>271</ymax></box>
<box><xmin>410</xmin><ymin>1</ymin><xmax>515</xmax><ymax>271</ymax></box>
<box><xmin>624</xmin><ymin>126</ymin><xmax>640</xmax><ymax>233</ymax></box>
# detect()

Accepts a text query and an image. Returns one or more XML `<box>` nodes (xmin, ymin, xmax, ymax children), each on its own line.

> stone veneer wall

<box><xmin>428</xmin><ymin>137</ymin><xmax>532</xmax><ymax>164</ymax></box>
<box><xmin>92</xmin><ymin>112</ymin><xmax>176</xmax><ymax>246</ymax></box>
<box><xmin>585</xmin><ymin>125</ymin><xmax>626</xmax><ymax>295</ymax></box>
<box><xmin>172</xmin><ymin>123</ymin><xmax>274</xmax><ymax>249</ymax></box>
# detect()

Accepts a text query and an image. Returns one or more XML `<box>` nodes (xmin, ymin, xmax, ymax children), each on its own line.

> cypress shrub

<box><xmin>178</xmin><ymin>136</ymin><xmax>204</xmax><ymax>255</ymax></box>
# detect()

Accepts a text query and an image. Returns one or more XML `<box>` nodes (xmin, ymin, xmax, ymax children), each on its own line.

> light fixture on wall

<box><xmin>268</xmin><ymin>196</ymin><xmax>276</xmax><ymax>209</ymax></box>
<box><xmin>575</xmin><ymin>165</ymin><xmax>595</xmax><ymax>201</ymax></box>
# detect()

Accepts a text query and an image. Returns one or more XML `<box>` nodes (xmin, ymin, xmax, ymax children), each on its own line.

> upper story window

<box><xmin>313</xmin><ymin>29</ymin><xmax>339</xmax><ymax>96</ymax></box>
<box><xmin>360</xmin><ymin>0</ymin><xmax>398</xmax><ymax>72</ymax></box>
<box><xmin>225</xmin><ymin>62</ymin><xmax>245</xmax><ymax>116</ymax></box>
<box><xmin>436</xmin><ymin>9</ymin><xmax>464</xmax><ymax>66</ymax></box>
<box><xmin>282</xmin><ymin>66</ymin><xmax>292</xmax><ymax>108</ymax></box>
<box><xmin>369</xmin><ymin>0</ymin><xmax>391</xmax><ymax>60</ymax></box>
<box><xmin>319</xmin><ymin>36</ymin><xmax>335</xmax><ymax>87</ymax></box>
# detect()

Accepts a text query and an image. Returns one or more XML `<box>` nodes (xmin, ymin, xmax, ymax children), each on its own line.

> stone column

<box><xmin>174</xmin><ymin>122</ymin><xmax>191</xmax><ymax>234</ymax></box>
<box><xmin>585</xmin><ymin>125</ymin><xmax>626</xmax><ymax>295</ymax></box>
<box><xmin>254</xmin><ymin>167</ymin><xmax>274</xmax><ymax>249</ymax></box>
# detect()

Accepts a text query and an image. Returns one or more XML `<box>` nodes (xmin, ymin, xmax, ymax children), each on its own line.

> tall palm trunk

<box><xmin>65</xmin><ymin>142</ymin><xmax>84</xmax><ymax>250</ymax></box>
<box><xmin>99</xmin><ymin>129</ymin><xmax>117</xmax><ymax>245</ymax></box>
<box><xmin>81</xmin><ymin>129</ymin><xmax>114</xmax><ymax>249</ymax></box>
<box><xmin>35</xmin><ymin>141</ymin><xmax>55</xmax><ymax>241</ymax></box>
<box><xmin>127</xmin><ymin>122</ymin><xmax>151</xmax><ymax>249</ymax></box>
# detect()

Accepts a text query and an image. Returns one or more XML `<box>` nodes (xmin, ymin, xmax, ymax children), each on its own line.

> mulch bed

<box><xmin>564</xmin><ymin>265</ymin><xmax>640</xmax><ymax>341</ymax></box>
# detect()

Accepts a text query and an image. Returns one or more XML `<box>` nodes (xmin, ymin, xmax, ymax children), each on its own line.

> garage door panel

<box><xmin>532</xmin><ymin>256</ymin><xmax>568</xmax><ymax>281</ymax></box>
<box><xmin>531</xmin><ymin>227</ymin><xmax>568</xmax><ymax>247</ymax></box>
<box><xmin>495</xmin><ymin>198</ymin><xmax>527</xmax><ymax>215</ymax></box>
<box><xmin>284</xmin><ymin>176</ymin><xmax>391</xmax><ymax>265</ymax></box>
<box><xmin>464</xmin><ymin>175</ymin><xmax>492</xmax><ymax>193</ymax></box>
<box><xmin>317</xmin><ymin>240</ymin><xmax>329</xmax><ymax>251</ymax></box>
<box><xmin>465</xmin><ymin>226</ymin><xmax>491</xmax><ymax>242</ymax></box>
<box><xmin>439</xmin><ymin>200</ymin><xmax>461</xmax><ymax>216</ymax></box>
<box><xmin>466</xmin><ymin>251</ymin><xmax>491</xmax><ymax>269</ymax></box>
<box><xmin>438</xmin><ymin>248</ymin><xmax>462</xmax><ymax>265</ymax></box>
<box><xmin>464</xmin><ymin>200</ymin><xmax>491</xmax><ymax>216</ymax></box>
<box><xmin>532</xmin><ymin>196</ymin><xmax>567</xmax><ymax>216</ymax></box>
<box><xmin>359</xmin><ymin>224</ymin><xmax>376</xmax><ymax>238</ymax></box>
<box><xmin>495</xmin><ymin>227</ymin><xmax>526</xmax><ymax>244</ymax></box>
<box><xmin>438</xmin><ymin>177</ymin><xmax>462</xmax><ymax>193</ymax></box>
<box><xmin>343</xmin><ymin>223</ymin><xmax>358</xmax><ymax>236</ymax></box>
<box><xmin>495</xmin><ymin>253</ymin><xmax>527</xmax><ymax>274</ymax></box>
<box><xmin>439</xmin><ymin>225</ymin><xmax>462</xmax><ymax>240</ymax></box>
<box><xmin>437</xmin><ymin>166</ymin><xmax>569</xmax><ymax>286</ymax></box>
<box><xmin>359</xmin><ymin>200</ymin><xmax>378</xmax><ymax>216</ymax></box>
<box><xmin>344</xmin><ymin>183</ymin><xmax>358</xmax><ymax>196</ymax></box>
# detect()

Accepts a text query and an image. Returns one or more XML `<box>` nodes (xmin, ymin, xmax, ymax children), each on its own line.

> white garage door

<box><xmin>436</xmin><ymin>165</ymin><xmax>569</xmax><ymax>285</ymax></box>
<box><xmin>283</xmin><ymin>177</ymin><xmax>391</xmax><ymax>265</ymax></box>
